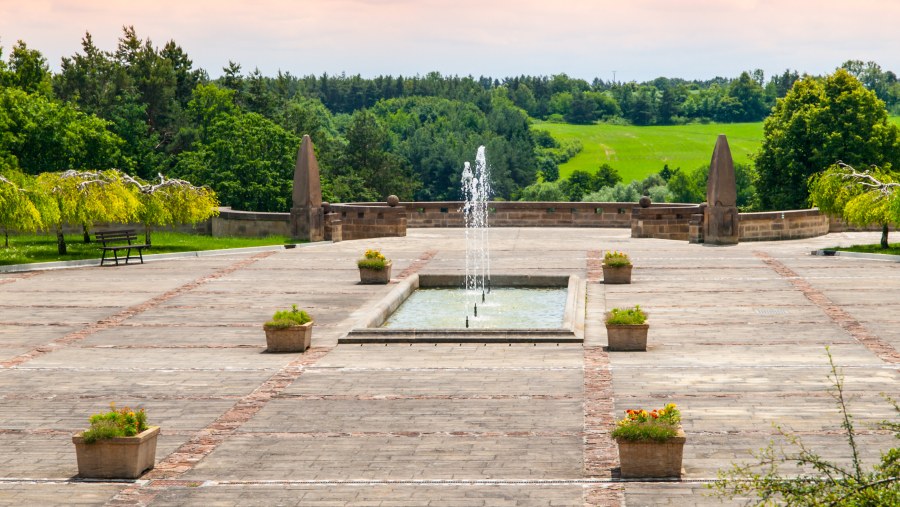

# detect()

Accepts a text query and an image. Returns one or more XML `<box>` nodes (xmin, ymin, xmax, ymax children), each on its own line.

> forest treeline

<box><xmin>2</xmin><ymin>27</ymin><xmax>899</xmax><ymax>212</ymax></box>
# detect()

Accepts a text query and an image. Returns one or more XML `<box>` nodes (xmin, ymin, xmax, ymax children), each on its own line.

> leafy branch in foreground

<box><xmin>709</xmin><ymin>348</ymin><xmax>900</xmax><ymax>506</ymax></box>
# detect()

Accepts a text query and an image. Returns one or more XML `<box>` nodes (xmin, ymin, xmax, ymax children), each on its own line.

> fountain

<box><xmin>341</xmin><ymin>147</ymin><xmax>585</xmax><ymax>344</ymax></box>
<box><xmin>462</xmin><ymin>146</ymin><xmax>491</xmax><ymax>327</ymax></box>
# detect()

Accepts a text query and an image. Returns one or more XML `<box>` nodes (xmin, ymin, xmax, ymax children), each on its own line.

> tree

<box><xmin>560</xmin><ymin>169</ymin><xmax>594</xmax><ymax>201</ymax></box>
<box><xmin>809</xmin><ymin>162</ymin><xmax>899</xmax><ymax>248</ymax></box>
<box><xmin>594</xmin><ymin>164</ymin><xmax>622</xmax><ymax>188</ymax></box>
<box><xmin>0</xmin><ymin>170</ymin><xmax>44</xmax><ymax>246</ymax></box>
<box><xmin>517</xmin><ymin>180</ymin><xmax>566</xmax><ymax>201</ymax></box>
<box><xmin>174</xmin><ymin>111</ymin><xmax>298</xmax><ymax>212</ymax></box>
<box><xmin>36</xmin><ymin>170</ymin><xmax>140</xmax><ymax>254</ymax></box>
<box><xmin>343</xmin><ymin>109</ymin><xmax>419</xmax><ymax>200</ymax></box>
<box><xmin>722</xmin><ymin>71</ymin><xmax>768</xmax><ymax>122</ymax></box>
<box><xmin>0</xmin><ymin>87</ymin><xmax>127</xmax><ymax>174</ymax></box>
<box><xmin>756</xmin><ymin>69</ymin><xmax>900</xmax><ymax>210</ymax></box>
<box><xmin>121</xmin><ymin>173</ymin><xmax>219</xmax><ymax>246</ymax></box>
<box><xmin>5</xmin><ymin>40</ymin><xmax>53</xmax><ymax>96</ymax></box>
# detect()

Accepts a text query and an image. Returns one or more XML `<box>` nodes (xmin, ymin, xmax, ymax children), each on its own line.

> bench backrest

<box><xmin>95</xmin><ymin>230</ymin><xmax>138</xmax><ymax>244</ymax></box>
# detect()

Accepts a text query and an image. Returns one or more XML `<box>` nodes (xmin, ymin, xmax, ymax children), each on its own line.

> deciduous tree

<box><xmin>756</xmin><ymin>69</ymin><xmax>900</xmax><ymax>210</ymax></box>
<box><xmin>809</xmin><ymin>162</ymin><xmax>899</xmax><ymax>248</ymax></box>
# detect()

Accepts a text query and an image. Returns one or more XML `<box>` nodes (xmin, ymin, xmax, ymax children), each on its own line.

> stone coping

<box><xmin>811</xmin><ymin>249</ymin><xmax>900</xmax><ymax>262</ymax></box>
<box><xmin>342</xmin><ymin>273</ymin><xmax>585</xmax><ymax>344</ymax></box>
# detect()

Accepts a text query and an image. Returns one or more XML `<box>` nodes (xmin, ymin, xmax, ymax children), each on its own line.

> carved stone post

<box><xmin>703</xmin><ymin>135</ymin><xmax>740</xmax><ymax>245</ymax></box>
<box><xmin>290</xmin><ymin>135</ymin><xmax>325</xmax><ymax>242</ymax></box>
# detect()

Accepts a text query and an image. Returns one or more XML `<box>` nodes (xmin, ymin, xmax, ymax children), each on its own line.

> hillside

<box><xmin>537</xmin><ymin>116</ymin><xmax>900</xmax><ymax>182</ymax></box>
<box><xmin>533</xmin><ymin>121</ymin><xmax>764</xmax><ymax>182</ymax></box>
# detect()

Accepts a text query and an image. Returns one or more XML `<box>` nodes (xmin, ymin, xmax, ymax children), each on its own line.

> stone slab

<box><xmin>240</xmin><ymin>399</ymin><xmax>583</xmax><ymax>433</ymax></box>
<box><xmin>182</xmin><ymin>435</ymin><xmax>583</xmax><ymax>480</ymax></box>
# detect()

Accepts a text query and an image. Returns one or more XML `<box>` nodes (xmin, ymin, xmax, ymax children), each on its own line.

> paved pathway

<box><xmin>0</xmin><ymin>228</ymin><xmax>898</xmax><ymax>506</ymax></box>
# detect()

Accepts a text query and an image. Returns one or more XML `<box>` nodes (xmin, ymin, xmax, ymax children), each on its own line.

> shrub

<box><xmin>611</xmin><ymin>403</ymin><xmax>681</xmax><ymax>442</ymax></box>
<box><xmin>81</xmin><ymin>403</ymin><xmax>148</xmax><ymax>443</ymax></box>
<box><xmin>606</xmin><ymin>305</ymin><xmax>647</xmax><ymax>325</ymax></box>
<box><xmin>603</xmin><ymin>250</ymin><xmax>631</xmax><ymax>267</ymax></box>
<box><xmin>265</xmin><ymin>304</ymin><xmax>312</xmax><ymax>329</ymax></box>
<box><xmin>357</xmin><ymin>249</ymin><xmax>388</xmax><ymax>270</ymax></box>
<box><xmin>710</xmin><ymin>348</ymin><xmax>900</xmax><ymax>505</ymax></box>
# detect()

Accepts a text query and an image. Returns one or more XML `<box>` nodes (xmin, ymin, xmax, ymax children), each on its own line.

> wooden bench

<box><xmin>95</xmin><ymin>229</ymin><xmax>147</xmax><ymax>266</ymax></box>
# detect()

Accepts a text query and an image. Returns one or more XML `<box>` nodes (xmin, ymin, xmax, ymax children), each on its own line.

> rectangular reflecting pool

<box><xmin>341</xmin><ymin>274</ymin><xmax>585</xmax><ymax>344</ymax></box>
<box><xmin>381</xmin><ymin>287</ymin><xmax>568</xmax><ymax>329</ymax></box>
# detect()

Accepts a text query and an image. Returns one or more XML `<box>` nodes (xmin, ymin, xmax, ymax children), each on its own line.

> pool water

<box><xmin>381</xmin><ymin>287</ymin><xmax>567</xmax><ymax>329</ymax></box>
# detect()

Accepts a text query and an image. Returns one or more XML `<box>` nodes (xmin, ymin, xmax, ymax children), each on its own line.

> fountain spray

<box><xmin>461</xmin><ymin>146</ymin><xmax>491</xmax><ymax>326</ymax></box>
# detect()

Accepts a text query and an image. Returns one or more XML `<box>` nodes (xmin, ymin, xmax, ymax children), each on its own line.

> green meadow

<box><xmin>537</xmin><ymin>116</ymin><xmax>900</xmax><ymax>182</ymax></box>
<box><xmin>533</xmin><ymin>121</ymin><xmax>764</xmax><ymax>182</ymax></box>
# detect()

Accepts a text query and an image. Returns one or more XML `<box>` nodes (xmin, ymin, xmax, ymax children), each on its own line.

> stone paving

<box><xmin>1</xmin><ymin>228</ymin><xmax>898</xmax><ymax>506</ymax></box>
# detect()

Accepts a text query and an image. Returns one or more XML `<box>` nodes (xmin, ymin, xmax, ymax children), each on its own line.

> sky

<box><xmin>1</xmin><ymin>0</ymin><xmax>899</xmax><ymax>83</ymax></box>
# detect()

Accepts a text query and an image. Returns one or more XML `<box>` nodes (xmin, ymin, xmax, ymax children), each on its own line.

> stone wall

<box><xmin>329</xmin><ymin>203</ymin><xmax>407</xmax><ymax>240</ymax></box>
<box><xmin>400</xmin><ymin>201</ymin><xmax>636</xmax><ymax>228</ymax></box>
<box><xmin>631</xmin><ymin>206</ymin><xmax>830</xmax><ymax>242</ymax></box>
<box><xmin>738</xmin><ymin>209</ymin><xmax>829</xmax><ymax>241</ymax></box>
<box><xmin>211</xmin><ymin>208</ymin><xmax>291</xmax><ymax>237</ymax></box>
<box><xmin>193</xmin><ymin>204</ymin><xmax>834</xmax><ymax>244</ymax></box>
<box><xmin>630</xmin><ymin>205</ymin><xmax>702</xmax><ymax>241</ymax></box>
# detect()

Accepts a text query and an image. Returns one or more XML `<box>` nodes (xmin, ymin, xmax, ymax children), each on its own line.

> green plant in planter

<box><xmin>357</xmin><ymin>249</ymin><xmax>389</xmax><ymax>270</ymax></box>
<box><xmin>606</xmin><ymin>305</ymin><xmax>647</xmax><ymax>325</ymax></box>
<box><xmin>612</xmin><ymin>403</ymin><xmax>681</xmax><ymax>442</ymax></box>
<box><xmin>265</xmin><ymin>304</ymin><xmax>312</xmax><ymax>329</ymax></box>
<box><xmin>604</xmin><ymin>250</ymin><xmax>632</xmax><ymax>267</ymax></box>
<box><xmin>81</xmin><ymin>403</ymin><xmax>149</xmax><ymax>443</ymax></box>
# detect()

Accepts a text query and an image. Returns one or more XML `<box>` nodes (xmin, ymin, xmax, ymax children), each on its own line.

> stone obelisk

<box><xmin>290</xmin><ymin>135</ymin><xmax>325</xmax><ymax>242</ymax></box>
<box><xmin>703</xmin><ymin>135</ymin><xmax>739</xmax><ymax>245</ymax></box>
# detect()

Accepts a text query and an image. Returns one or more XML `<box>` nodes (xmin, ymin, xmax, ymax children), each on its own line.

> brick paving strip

<box><xmin>583</xmin><ymin>249</ymin><xmax>624</xmax><ymax>506</ymax></box>
<box><xmin>755</xmin><ymin>251</ymin><xmax>900</xmax><ymax>364</ymax></box>
<box><xmin>105</xmin><ymin>249</ymin><xmax>441</xmax><ymax>506</ymax></box>
<box><xmin>395</xmin><ymin>249</ymin><xmax>438</xmax><ymax>280</ymax></box>
<box><xmin>0</xmin><ymin>271</ymin><xmax>43</xmax><ymax>286</ymax></box>
<box><xmin>0</xmin><ymin>252</ymin><xmax>277</xmax><ymax>369</ymax></box>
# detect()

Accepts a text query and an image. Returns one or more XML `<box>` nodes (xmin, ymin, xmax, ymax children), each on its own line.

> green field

<box><xmin>537</xmin><ymin>116</ymin><xmax>900</xmax><ymax>182</ymax></box>
<box><xmin>533</xmin><ymin>121</ymin><xmax>764</xmax><ymax>182</ymax></box>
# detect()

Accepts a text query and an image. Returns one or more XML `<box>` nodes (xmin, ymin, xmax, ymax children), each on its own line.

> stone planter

<box><xmin>264</xmin><ymin>321</ymin><xmax>313</xmax><ymax>352</ymax></box>
<box><xmin>602</xmin><ymin>264</ymin><xmax>632</xmax><ymax>284</ymax></box>
<box><xmin>616</xmin><ymin>427</ymin><xmax>686</xmax><ymax>478</ymax></box>
<box><xmin>358</xmin><ymin>261</ymin><xmax>392</xmax><ymax>284</ymax></box>
<box><xmin>72</xmin><ymin>426</ymin><xmax>159</xmax><ymax>479</ymax></box>
<box><xmin>606</xmin><ymin>323</ymin><xmax>649</xmax><ymax>351</ymax></box>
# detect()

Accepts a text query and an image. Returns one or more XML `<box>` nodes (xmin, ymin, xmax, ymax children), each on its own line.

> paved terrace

<box><xmin>0</xmin><ymin>228</ymin><xmax>898</xmax><ymax>506</ymax></box>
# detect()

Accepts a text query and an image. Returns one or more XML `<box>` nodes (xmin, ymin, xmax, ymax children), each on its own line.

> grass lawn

<box><xmin>0</xmin><ymin>231</ymin><xmax>292</xmax><ymax>266</ymax></box>
<box><xmin>533</xmin><ymin>120</ymin><xmax>764</xmax><ymax>182</ymax></box>
<box><xmin>833</xmin><ymin>242</ymin><xmax>900</xmax><ymax>256</ymax></box>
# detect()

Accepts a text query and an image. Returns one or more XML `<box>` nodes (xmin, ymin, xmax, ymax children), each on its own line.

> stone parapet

<box><xmin>738</xmin><ymin>209</ymin><xmax>829</xmax><ymax>241</ymax></box>
<box><xmin>211</xmin><ymin>208</ymin><xmax>291</xmax><ymax>237</ymax></box>
<box><xmin>329</xmin><ymin>203</ymin><xmax>407</xmax><ymax>240</ymax></box>
<box><xmin>394</xmin><ymin>201</ymin><xmax>639</xmax><ymax>228</ymax></box>
<box><xmin>630</xmin><ymin>205</ymin><xmax>702</xmax><ymax>241</ymax></box>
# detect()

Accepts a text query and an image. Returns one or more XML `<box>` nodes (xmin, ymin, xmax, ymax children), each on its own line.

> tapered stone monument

<box><xmin>703</xmin><ymin>135</ymin><xmax>739</xmax><ymax>245</ymax></box>
<box><xmin>290</xmin><ymin>135</ymin><xmax>325</xmax><ymax>242</ymax></box>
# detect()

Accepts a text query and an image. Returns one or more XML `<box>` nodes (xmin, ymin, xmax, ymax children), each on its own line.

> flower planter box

<box><xmin>602</xmin><ymin>264</ymin><xmax>632</xmax><ymax>284</ymax></box>
<box><xmin>358</xmin><ymin>261</ymin><xmax>392</xmax><ymax>284</ymax></box>
<box><xmin>264</xmin><ymin>321</ymin><xmax>313</xmax><ymax>352</ymax></box>
<box><xmin>606</xmin><ymin>323</ymin><xmax>649</xmax><ymax>351</ymax></box>
<box><xmin>616</xmin><ymin>427</ymin><xmax>686</xmax><ymax>478</ymax></box>
<box><xmin>72</xmin><ymin>426</ymin><xmax>159</xmax><ymax>479</ymax></box>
